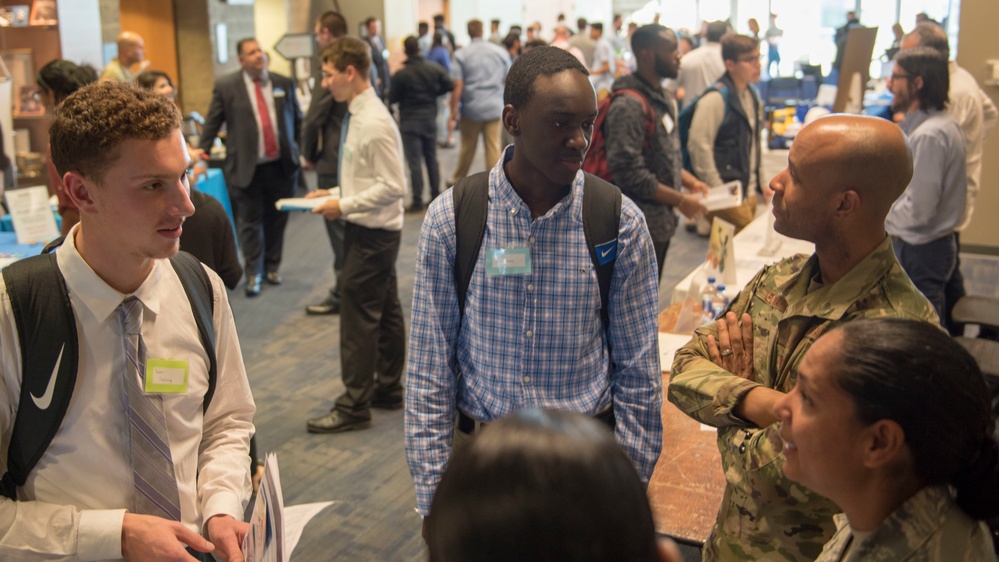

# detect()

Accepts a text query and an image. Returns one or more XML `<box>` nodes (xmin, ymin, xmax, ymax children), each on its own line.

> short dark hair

<box><xmin>35</xmin><ymin>59</ymin><xmax>97</xmax><ymax>105</ymax></box>
<box><xmin>236</xmin><ymin>37</ymin><xmax>258</xmax><ymax>57</ymax></box>
<box><xmin>321</xmin><ymin>36</ymin><xmax>372</xmax><ymax>76</ymax></box>
<box><xmin>433</xmin><ymin>13</ymin><xmax>445</xmax><ymax>25</ymax></box>
<box><xmin>523</xmin><ymin>39</ymin><xmax>548</xmax><ymax>52</ymax></box>
<box><xmin>50</xmin><ymin>81</ymin><xmax>181</xmax><ymax>183</ymax></box>
<box><xmin>905</xmin><ymin>22</ymin><xmax>950</xmax><ymax>59</ymax></box>
<box><xmin>590</xmin><ymin>22</ymin><xmax>603</xmax><ymax>33</ymax></box>
<box><xmin>577</xmin><ymin>17</ymin><xmax>588</xmax><ymax>30</ymax></box>
<box><xmin>706</xmin><ymin>20</ymin><xmax>728</xmax><ymax>42</ymax></box>
<box><xmin>502</xmin><ymin>32</ymin><xmax>520</xmax><ymax>51</ymax></box>
<box><xmin>317</xmin><ymin>11</ymin><xmax>347</xmax><ymax>39</ymax></box>
<box><xmin>364</xmin><ymin>16</ymin><xmax>378</xmax><ymax>28</ymax></box>
<box><xmin>427</xmin><ymin>410</ymin><xmax>659</xmax><ymax>562</ymax></box>
<box><xmin>833</xmin><ymin>319</ymin><xmax>999</xmax><ymax>520</ymax></box>
<box><xmin>467</xmin><ymin>19</ymin><xmax>484</xmax><ymax>38</ymax></box>
<box><xmin>404</xmin><ymin>36</ymin><xmax>420</xmax><ymax>57</ymax></box>
<box><xmin>503</xmin><ymin>46</ymin><xmax>588</xmax><ymax>108</ymax></box>
<box><xmin>721</xmin><ymin>33</ymin><xmax>758</xmax><ymax>62</ymax></box>
<box><xmin>490</xmin><ymin>18</ymin><xmax>500</xmax><ymax>26</ymax></box>
<box><xmin>631</xmin><ymin>24</ymin><xmax>672</xmax><ymax>55</ymax></box>
<box><xmin>894</xmin><ymin>46</ymin><xmax>949</xmax><ymax>111</ymax></box>
<box><xmin>418</xmin><ymin>21</ymin><xmax>429</xmax><ymax>34</ymax></box>
<box><xmin>135</xmin><ymin>69</ymin><xmax>174</xmax><ymax>92</ymax></box>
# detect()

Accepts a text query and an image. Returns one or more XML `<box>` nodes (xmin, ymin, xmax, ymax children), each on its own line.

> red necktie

<box><xmin>254</xmin><ymin>78</ymin><xmax>279</xmax><ymax>159</ymax></box>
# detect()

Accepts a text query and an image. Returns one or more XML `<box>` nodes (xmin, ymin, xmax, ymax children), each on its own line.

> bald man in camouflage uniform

<box><xmin>668</xmin><ymin>115</ymin><xmax>939</xmax><ymax>562</ymax></box>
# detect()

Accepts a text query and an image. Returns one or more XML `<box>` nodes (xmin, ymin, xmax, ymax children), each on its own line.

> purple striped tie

<box><xmin>118</xmin><ymin>297</ymin><xmax>182</xmax><ymax>521</ymax></box>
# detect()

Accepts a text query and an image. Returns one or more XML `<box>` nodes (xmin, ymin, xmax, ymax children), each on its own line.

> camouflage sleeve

<box><xmin>667</xmin><ymin>267</ymin><xmax>769</xmax><ymax>429</ymax></box>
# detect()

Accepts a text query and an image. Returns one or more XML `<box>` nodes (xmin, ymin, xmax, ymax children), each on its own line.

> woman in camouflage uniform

<box><xmin>775</xmin><ymin>318</ymin><xmax>998</xmax><ymax>561</ymax></box>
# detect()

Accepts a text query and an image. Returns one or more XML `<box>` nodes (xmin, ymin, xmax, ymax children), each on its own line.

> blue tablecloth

<box><xmin>0</xmin><ymin>212</ymin><xmax>61</xmax><ymax>233</ymax></box>
<box><xmin>0</xmin><ymin>232</ymin><xmax>50</xmax><ymax>268</ymax></box>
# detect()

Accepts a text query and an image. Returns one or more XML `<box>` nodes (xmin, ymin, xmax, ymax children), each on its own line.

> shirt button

<box><xmin>526</xmin><ymin>330</ymin><xmax>533</xmax><ymax>337</ymax></box>
<box><xmin>510</xmin><ymin>207</ymin><xmax>518</xmax><ymax>215</ymax></box>
<box><xmin>527</xmin><ymin>284</ymin><xmax>534</xmax><ymax>291</ymax></box>
<box><xmin>523</xmin><ymin>375</ymin><xmax>531</xmax><ymax>383</ymax></box>
<box><xmin>528</xmin><ymin>236</ymin><xmax>536</xmax><ymax>244</ymax></box>
<box><xmin>739</xmin><ymin>445</ymin><xmax>746</xmax><ymax>454</ymax></box>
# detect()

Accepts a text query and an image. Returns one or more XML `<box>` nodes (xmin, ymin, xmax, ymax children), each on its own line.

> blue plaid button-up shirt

<box><xmin>405</xmin><ymin>147</ymin><xmax>663</xmax><ymax>514</ymax></box>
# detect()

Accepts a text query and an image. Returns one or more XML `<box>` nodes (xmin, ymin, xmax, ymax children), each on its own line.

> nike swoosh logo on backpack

<box><xmin>30</xmin><ymin>344</ymin><xmax>65</xmax><ymax>410</ymax></box>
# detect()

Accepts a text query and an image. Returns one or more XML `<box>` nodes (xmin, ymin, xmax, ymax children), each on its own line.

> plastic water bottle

<box><xmin>701</xmin><ymin>277</ymin><xmax>717</xmax><ymax>317</ymax></box>
<box><xmin>711</xmin><ymin>284</ymin><xmax>729</xmax><ymax>318</ymax></box>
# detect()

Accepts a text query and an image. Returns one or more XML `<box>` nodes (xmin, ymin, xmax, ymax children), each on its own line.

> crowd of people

<box><xmin>0</xmin><ymin>6</ymin><xmax>997</xmax><ymax>562</ymax></box>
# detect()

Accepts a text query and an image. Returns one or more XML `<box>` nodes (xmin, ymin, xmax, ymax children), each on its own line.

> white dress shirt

<box><xmin>242</xmin><ymin>70</ymin><xmax>282</xmax><ymax>163</ymax></box>
<box><xmin>947</xmin><ymin>61</ymin><xmax>998</xmax><ymax>231</ymax></box>
<box><xmin>676</xmin><ymin>42</ymin><xmax>725</xmax><ymax>109</ymax></box>
<box><xmin>338</xmin><ymin>87</ymin><xmax>406</xmax><ymax>231</ymax></box>
<box><xmin>0</xmin><ymin>227</ymin><xmax>255</xmax><ymax>561</ymax></box>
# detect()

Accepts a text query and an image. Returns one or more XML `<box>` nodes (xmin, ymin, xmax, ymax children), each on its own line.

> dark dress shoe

<box><xmin>306</xmin><ymin>410</ymin><xmax>371</xmax><ymax>433</ymax></box>
<box><xmin>245</xmin><ymin>275</ymin><xmax>262</xmax><ymax>297</ymax></box>
<box><xmin>265</xmin><ymin>271</ymin><xmax>282</xmax><ymax>285</ymax></box>
<box><xmin>306</xmin><ymin>297</ymin><xmax>340</xmax><ymax>315</ymax></box>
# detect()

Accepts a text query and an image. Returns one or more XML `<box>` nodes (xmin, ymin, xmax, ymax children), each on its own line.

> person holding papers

<box><xmin>604</xmin><ymin>24</ymin><xmax>708</xmax><ymax>280</ymax></box>
<box><xmin>686</xmin><ymin>34</ymin><xmax>765</xmax><ymax>231</ymax></box>
<box><xmin>305</xmin><ymin>38</ymin><xmax>407</xmax><ymax>434</ymax></box>
<box><xmin>0</xmin><ymin>81</ymin><xmax>254</xmax><ymax>562</ymax></box>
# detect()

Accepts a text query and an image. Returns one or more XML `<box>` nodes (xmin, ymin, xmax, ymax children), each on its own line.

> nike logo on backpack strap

<box><xmin>30</xmin><ymin>344</ymin><xmax>64</xmax><ymax>410</ymax></box>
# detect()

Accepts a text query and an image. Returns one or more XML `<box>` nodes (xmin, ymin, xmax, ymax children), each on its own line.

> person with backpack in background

<box><xmin>684</xmin><ymin>33</ymin><xmax>765</xmax><ymax>233</ymax></box>
<box><xmin>405</xmin><ymin>46</ymin><xmax>662</xmax><ymax>541</ymax></box>
<box><xmin>602</xmin><ymin>24</ymin><xmax>709</xmax><ymax>279</ymax></box>
<box><xmin>0</xmin><ymin>81</ymin><xmax>254</xmax><ymax>561</ymax></box>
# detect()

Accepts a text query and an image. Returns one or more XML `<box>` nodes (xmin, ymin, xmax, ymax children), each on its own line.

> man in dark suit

<box><xmin>199</xmin><ymin>37</ymin><xmax>302</xmax><ymax>297</ymax></box>
<box><xmin>301</xmin><ymin>11</ymin><xmax>348</xmax><ymax>315</ymax></box>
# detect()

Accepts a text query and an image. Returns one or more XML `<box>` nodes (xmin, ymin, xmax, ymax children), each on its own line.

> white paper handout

<box><xmin>4</xmin><ymin>185</ymin><xmax>59</xmax><ymax>244</ymax></box>
<box><xmin>275</xmin><ymin>188</ymin><xmax>341</xmax><ymax>211</ymax></box>
<box><xmin>699</xmin><ymin>180</ymin><xmax>743</xmax><ymax>212</ymax></box>
<box><xmin>243</xmin><ymin>454</ymin><xmax>335</xmax><ymax>562</ymax></box>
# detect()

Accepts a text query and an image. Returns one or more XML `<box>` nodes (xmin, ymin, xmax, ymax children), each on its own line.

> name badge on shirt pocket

<box><xmin>145</xmin><ymin>359</ymin><xmax>189</xmax><ymax>394</ymax></box>
<box><xmin>485</xmin><ymin>248</ymin><xmax>532</xmax><ymax>276</ymax></box>
<box><xmin>273</xmin><ymin>87</ymin><xmax>286</xmax><ymax>98</ymax></box>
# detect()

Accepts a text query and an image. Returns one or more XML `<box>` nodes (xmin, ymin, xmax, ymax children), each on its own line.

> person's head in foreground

<box><xmin>427</xmin><ymin>409</ymin><xmax>680</xmax><ymax>562</ymax></box>
<box><xmin>774</xmin><ymin>318</ymin><xmax>999</xmax><ymax>557</ymax></box>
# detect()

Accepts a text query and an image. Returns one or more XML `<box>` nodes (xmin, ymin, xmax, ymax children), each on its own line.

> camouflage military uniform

<box><xmin>668</xmin><ymin>236</ymin><xmax>938</xmax><ymax>562</ymax></box>
<box><xmin>816</xmin><ymin>485</ymin><xmax>997</xmax><ymax>562</ymax></box>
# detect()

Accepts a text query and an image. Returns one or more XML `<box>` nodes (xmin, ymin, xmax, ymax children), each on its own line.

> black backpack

<box><xmin>452</xmin><ymin>172</ymin><xmax>622</xmax><ymax>329</ymax></box>
<box><xmin>0</xmin><ymin>249</ymin><xmax>216</xmax><ymax>500</ymax></box>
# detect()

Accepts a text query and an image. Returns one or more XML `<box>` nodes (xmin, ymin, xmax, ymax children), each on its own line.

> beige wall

<box><xmin>958</xmin><ymin>0</ymin><xmax>999</xmax><ymax>251</ymax></box>
<box><xmin>254</xmin><ymin>0</ymin><xmax>291</xmax><ymax>77</ymax></box>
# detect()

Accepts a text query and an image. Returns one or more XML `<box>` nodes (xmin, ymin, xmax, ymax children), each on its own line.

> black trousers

<box><xmin>317</xmin><ymin>173</ymin><xmax>345</xmax><ymax>303</ymax></box>
<box><xmin>228</xmin><ymin>161</ymin><xmax>297</xmax><ymax>277</ymax></box>
<box><xmin>334</xmin><ymin>223</ymin><xmax>406</xmax><ymax>418</ymax></box>
<box><xmin>401</xmin><ymin>119</ymin><xmax>440</xmax><ymax>205</ymax></box>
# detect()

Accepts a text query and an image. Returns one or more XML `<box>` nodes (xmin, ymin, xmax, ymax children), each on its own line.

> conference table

<box><xmin>649</xmin><ymin>210</ymin><xmax>815</xmax><ymax>547</ymax></box>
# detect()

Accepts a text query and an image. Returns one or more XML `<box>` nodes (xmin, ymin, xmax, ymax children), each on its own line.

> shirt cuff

<box><xmin>202</xmin><ymin>490</ymin><xmax>246</xmax><ymax>530</ymax></box>
<box><xmin>713</xmin><ymin>377</ymin><xmax>763</xmax><ymax>422</ymax></box>
<box><xmin>77</xmin><ymin>509</ymin><xmax>126</xmax><ymax>561</ymax></box>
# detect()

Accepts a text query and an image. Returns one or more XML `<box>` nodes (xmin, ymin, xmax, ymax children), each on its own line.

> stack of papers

<box><xmin>243</xmin><ymin>454</ymin><xmax>334</xmax><ymax>562</ymax></box>
<box><xmin>275</xmin><ymin>189</ymin><xmax>340</xmax><ymax>211</ymax></box>
<box><xmin>699</xmin><ymin>180</ymin><xmax>743</xmax><ymax>212</ymax></box>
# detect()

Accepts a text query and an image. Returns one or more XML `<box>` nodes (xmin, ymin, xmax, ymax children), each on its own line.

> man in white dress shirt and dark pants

<box><xmin>0</xmin><ymin>81</ymin><xmax>254</xmax><ymax>561</ymax></box>
<box><xmin>306</xmin><ymin>38</ymin><xmax>407</xmax><ymax>434</ymax></box>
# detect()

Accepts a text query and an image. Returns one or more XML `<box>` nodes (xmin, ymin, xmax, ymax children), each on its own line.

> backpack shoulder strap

<box><xmin>0</xmin><ymin>254</ymin><xmax>78</xmax><ymax>500</ymax></box>
<box><xmin>618</xmin><ymin>89</ymin><xmax>657</xmax><ymax>138</ymax></box>
<box><xmin>581</xmin><ymin>173</ymin><xmax>622</xmax><ymax>330</ymax></box>
<box><xmin>452</xmin><ymin>172</ymin><xmax>490</xmax><ymax>319</ymax></box>
<box><xmin>169</xmin><ymin>251</ymin><xmax>217</xmax><ymax>414</ymax></box>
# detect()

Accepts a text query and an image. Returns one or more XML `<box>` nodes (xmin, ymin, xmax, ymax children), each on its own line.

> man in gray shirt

<box><xmin>448</xmin><ymin>19</ymin><xmax>510</xmax><ymax>185</ymax></box>
<box><xmin>886</xmin><ymin>47</ymin><xmax>966</xmax><ymax>329</ymax></box>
